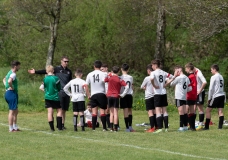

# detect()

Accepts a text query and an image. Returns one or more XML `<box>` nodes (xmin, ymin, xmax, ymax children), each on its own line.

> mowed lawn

<box><xmin>0</xmin><ymin>110</ymin><xmax>228</xmax><ymax>160</ymax></box>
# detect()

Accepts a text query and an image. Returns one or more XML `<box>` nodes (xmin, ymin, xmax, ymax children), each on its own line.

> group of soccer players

<box><xmin>3</xmin><ymin>57</ymin><xmax>225</xmax><ymax>133</ymax></box>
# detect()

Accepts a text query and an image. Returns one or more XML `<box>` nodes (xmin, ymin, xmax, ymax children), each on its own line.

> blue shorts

<box><xmin>5</xmin><ymin>90</ymin><xmax>18</xmax><ymax>110</ymax></box>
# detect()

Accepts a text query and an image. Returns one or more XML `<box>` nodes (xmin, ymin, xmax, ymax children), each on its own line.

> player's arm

<box><xmin>85</xmin><ymin>75</ymin><xmax>91</xmax><ymax>98</ymax></box>
<box><xmin>186</xmin><ymin>78</ymin><xmax>192</xmax><ymax>92</ymax></box>
<box><xmin>207</xmin><ymin>76</ymin><xmax>215</xmax><ymax>102</ymax></box>
<box><xmin>7</xmin><ymin>77</ymin><xmax>14</xmax><ymax>90</ymax></box>
<box><xmin>63</xmin><ymin>82</ymin><xmax>72</xmax><ymax>96</ymax></box>
<box><xmin>119</xmin><ymin>80</ymin><xmax>129</xmax><ymax>98</ymax></box>
<box><xmin>28</xmin><ymin>68</ymin><xmax>47</xmax><ymax>74</ymax></box>
<box><xmin>3</xmin><ymin>77</ymin><xmax>6</xmax><ymax>86</ymax></box>
<box><xmin>140</xmin><ymin>78</ymin><xmax>147</xmax><ymax>90</ymax></box>
<box><xmin>197</xmin><ymin>73</ymin><xmax>207</xmax><ymax>95</ymax></box>
<box><xmin>165</xmin><ymin>70</ymin><xmax>178</xmax><ymax>87</ymax></box>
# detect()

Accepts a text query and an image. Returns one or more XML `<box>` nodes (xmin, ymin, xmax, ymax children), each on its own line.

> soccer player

<box><xmin>204</xmin><ymin>64</ymin><xmax>225</xmax><ymax>130</ymax></box>
<box><xmin>105</xmin><ymin>66</ymin><xmax>129</xmax><ymax>132</ymax></box>
<box><xmin>63</xmin><ymin>69</ymin><xmax>89</xmax><ymax>131</ymax></box>
<box><xmin>185</xmin><ymin>63</ymin><xmax>197</xmax><ymax>131</ymax></box>
<box><xmin>100</xmin><ymin>63</ymin><xmax>111</xmax><ymax>128</ymax></box>
<box><xmin>193</xmin><ymin>66</ymin><xmax>207</xmax><ymax>130</ymax></box>
<box><xmin>167</xmin><ymin>65</ymin><xmax>192</xmax><ymax>131</ymax></box>
<box><xmin>150</xmin><ymin>59</ymin><xmax>173</xmax><ymax>133</ymax></box>
<box><xmin>3</xmin><ymin>61</ymin><xmax>21</xmax><ymax>132</ymax></box>
<box><xmin>141</xmin><ymin>64</ymin><xmax>156</xmax><ymax>132</ymax></box>
<box><xmin>86</xmin><ymin>60</ymin><xmax>108</xmax><ymax>131</ymax></box>
<box><xmin>43</xmin><ymin>65</ymin><xmax>62</xmax><ymax>131</ymax></box>
<box><xmin>120</xmin><ymin>63</ymin><xmax>135</xmax><ymax>132</ymax></box>
<box><xmin>28</xmin><ymin>56</ymin><xmax>72</xmax><ymax>130</ymax></box>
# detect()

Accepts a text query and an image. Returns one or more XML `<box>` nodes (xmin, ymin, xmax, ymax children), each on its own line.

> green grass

<box><xmin>0</xmin><ymin>110</ymin><xmax>228</xmax><ymax>160</ymax></box>
<box><xmin>1</xmin><ymin>68</ymin><xmax>228</xmax><ymax>160</ymax></box>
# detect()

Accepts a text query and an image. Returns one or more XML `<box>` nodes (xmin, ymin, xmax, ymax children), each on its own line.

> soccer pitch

<box><xmin>0</xmin><ymin>111</ymin><xmax>227</xmax><ymax>160</ymax></box>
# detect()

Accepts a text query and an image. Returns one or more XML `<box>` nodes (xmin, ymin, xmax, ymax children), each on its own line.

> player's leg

<box><xmin>196</xmin><ymin>104</ymin><xmax>204</xmax><ymax>130</ymax></box>
<box><xmin>153</xmin><ymin>107</ymin><xmax>163</xmax><ymax>133</ymax></box>
<box><xmin>92</xmin><ymin>106</ymin><xmax>98</xmax><ymax>130</ymax></box>
<box><xmin>56</xmin><ymin>107</ymin><xmax>63</xmax><ymax>130</ymax></box>
<box><xmin>79</xmin><ymin>101</ymin><xmax>86</xmax><ymax>131</ymax></box>
<box><xmin>204</xmin><ymin>107</ymin><xmax>212</xmax><ymax>130</ymax></box>
<box><xmin>182</xmin><ymin>105</ymin><xmax>188</xmax><ymax>130</ymax></box>
<box><xmin>178</xmin><ymin>105</ymin><xmax>185</xmax><ymax>131</ymax></box>
<box><xmin>218</xmin><ymin>96</ymin><xmax>225</xmax><ymax>129</ymax></box>
<box><xmin>13</xmin><ymin>109</ymin><xmax>19</xmax><ymax>131</ymax></box>
<box><xmin>189</xmin><ymin>104</ymin><xmax>196</xmax><ymax>131</ymax></box>
<box><xmin>120</xmin><ymin>96</ymin><xmax>130</xmax><ymax>132</ymax></box>
<box><xmin>72</xmin><ymin>102</ymin><xmax>78</xmax><ymax>131</ymax></box>
<box><xmin>98</xmin><ymin>94</ymin><xmax>108</xmax><ymax>131</ymax></box>
<box><xmin>47</xmin><ymin>107</ymin><xmax>55</xmax><ymax>131</ymax></box>
<box><xmin>128</xmin><ymin>95</ymin><xmax>134</xmax><ymax>132</ymax></box>
<box><xmin>162</xmin><ymin>107</ymin><xmax>168</xmax><ymax>131</ymax></box>
<box><xmin>146</xmin><ymin>97</ymin><xmax>155</xmax><ymax>132</ymax></box>
<box><xmin>109</xmin><ymin>107</ymin><xmax>114</xmax><ymax>131</ymax></box>
<box><xmin>8</xmin><ymin>110</ymin><xmax>14</xmax><ymax>132</ymax></box>
<box><xmin>105</xmin><ymin>108</ymin><xmax>111</xmax><ymax>128</ymax></box>
<box><xmin>114</xmin><ymin>107</ymin><xmax>119</xmax><ymax>131</ymax></box>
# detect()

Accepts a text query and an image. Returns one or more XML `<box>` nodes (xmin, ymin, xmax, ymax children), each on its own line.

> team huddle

<box><xmin>3</xmin><ymin>57</ymin><xmax>225</xmax><ymax>133</ymax></box>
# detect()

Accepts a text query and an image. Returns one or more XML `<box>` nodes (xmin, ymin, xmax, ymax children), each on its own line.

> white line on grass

<box><xmin>0</xmin><ymin>123</ymin><xmax>226</xmax><ymax>160</ymax></box>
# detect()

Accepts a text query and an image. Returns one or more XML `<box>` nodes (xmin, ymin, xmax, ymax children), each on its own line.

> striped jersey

<box><xmin>63</xmin><ymin>78</ymin><xmax>87</xmax><ymax>102</ymax></box>
<box><xmin>150</xmin><ymin>69</ymin><xmax>173</xmax><ymax>95</ymax></box>
<box><xmin>141</xmin><ymin>76</ymin><xmax>154</xmax><ymax>99</ymax></box>
<box><xmin>86</xmin><ymin>70</ymin><xmax>106</xmax><ymax>96</ymax></box>
<box><xmin>170</xmin><ymin>74</ymin><xmax>191</xmax><ymax>100</ymax></box>
<box><xmin>120</xmin><ymin>74</ymin><xmax>133</xmax><ymax>95</ymax></box>
<box><xmin>208</xmin><ymin>73</ymin><xmax>225</xmax><ymax>100</ymax></box>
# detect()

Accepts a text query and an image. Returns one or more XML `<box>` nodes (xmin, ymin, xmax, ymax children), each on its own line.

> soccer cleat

<box><xmin>110</xmin><ymin>128</ymin><xmax>114</xmax><ymax>132</ymax></box>
<box><xmin>153</xmin><ymin>129</ymin><xmax>163</xmax><ymax>134</ymax></box>
<box><xmin>103</xmin><ymin>129</ymin><xmax>108</xmax><ymax>132</ymax></box>
<box><xmin>125</xmin><ymin>129</ymin><xmax>131</xmax><ymax>132</ymax></box>
<box><xmin>62</xmin><ymin>126</ymin><xmax>67</xmax><ymax>130</ymax></box>
<box><xmin>178</xmin><ymin>127</ymin><xmax>185</xmax><ymax>132</ymax></box>
<box><xmin>129</xmin><ymin>126</ymin><xmax>135</xmax><ymax>132</ymax></box>
<box><xmin>196</xmin><ymin>125</ymin><xmax>203</xmax><ymax>131</ymax></box>
<box><xmin>183</xmin><ymin>126</ymin><xmax>188</xmax><ymax>131</ymax></box>
<box><xmin>203</xmin><ymin>128</ymin><xmax>209</xmax><ymax>130</ymax></box>
<box><xmin>9</xmin><ymin>129</ymin><xmax>16</xmax><ymax>132</ymax></box>
<box><xmin>74</xmin><ymin>127</ymin><xmax>78</xmax><ymax>132</ymax></box>
<box><xmin>14</xmin><ymin>129</ymin><xmax>21</xmax><ymax>132</ymax></box>
<box><xmin>146</xmin><ymin>128</ymin><xmax>155</xmax><ymax>133</ymax></box>
<box><xmin>165</xmin><ymin>128</ymin><xmax>168</xmax><ymax>132</ymax></box>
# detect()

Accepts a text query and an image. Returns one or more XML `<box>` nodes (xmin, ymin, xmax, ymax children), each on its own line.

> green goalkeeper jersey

<box><xmin>5</xmin><ymin>70</ymin><xmax>18</xmax><ymax>93</ymax></box>
<box><xmin>43</xmin><ymin>75</ymin><xmax>61</xmax><ymax>101</ymax></box>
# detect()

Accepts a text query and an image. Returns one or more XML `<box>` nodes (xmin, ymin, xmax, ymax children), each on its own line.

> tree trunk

<box><xmin>154</xmin><ymin>0</ymin><xmax>166</xmax><ymax>67</ymax></box>
<box><xmin>46</xmin><ymin>0</ymin><xmax>62</xmax><ymax>66</ymax></box>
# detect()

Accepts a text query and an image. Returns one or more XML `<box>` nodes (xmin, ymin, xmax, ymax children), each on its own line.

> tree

<box><xmin>9</xmin><ymin>0</ymin><xmax>63</xmax><ymax>66</ymax></box>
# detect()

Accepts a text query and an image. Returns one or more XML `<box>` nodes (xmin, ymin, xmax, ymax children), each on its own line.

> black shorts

<box><xmin>90</xmin><ymin>93</ymin><xmax>107</xmax><ymax>109</ymax></box>
<box><xmin>73</xmin><ymin>101</ymin><xmax>85</xmax><ymax>112</ymax></box>
<box><xmin>108</xmin><ymin>97</ymin><xmax>119</xmax><ymax>108</ymax></box>
<box><xmin>186</xmin><ymin>100</ymin><xmax>196</xmax><ymax>106</ymax></box>
<box><xmin>175</xmin><ymin>99</ymin><xmax>186</xmax><ymax>107</ymax></box>
<box><xmin>145</xmin><ymin>97</ymin><xmax>155</xmax><ymax>111</ymax></box>
<box><xmin>154</xmin><ymin>94</ymin><xmax>168</xmax><ymax>107</ymax></box>
<box><xmin>45</xmin><ymin>99</ymin><xmax>61</xmax><ymax>109</ymax></box>
<box><xmin>120</xmin><ymin>94</ymin><xmax>133</xmax><ymax>109</ymax></box>
<box><xmin>59</xmin><ymin>90</ymin><xmax>70</xmax><ymax>111</ymax></box>
<box><xmin>197</xmin><ymin>91</ymin><xmax>205</xmax><ymax>105</ymax></box>
<box><xmin>208</xmin><ymin>96</ymin><xmax>225</xmax><ymax>108</ymax></box>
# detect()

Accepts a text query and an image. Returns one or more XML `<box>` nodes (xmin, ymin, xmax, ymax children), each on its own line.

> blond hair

<box><xmin>46</xmin><ymin>65</ymin><xmax>54</xmax><ymax>73</ymax></box>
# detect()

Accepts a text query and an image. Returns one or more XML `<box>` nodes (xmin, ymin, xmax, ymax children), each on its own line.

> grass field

<box><xmin>0</xmin><ymin>110</ymin><xmax>228</xmax><ymax>160</ymax></box>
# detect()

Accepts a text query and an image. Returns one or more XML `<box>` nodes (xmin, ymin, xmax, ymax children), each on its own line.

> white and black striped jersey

<box><xmin>86</xmin><ymin>70</ymin><xmax>106</xmax><ymax>96</ymax></box>
<box><xmin>63</xmin><ymin>78</ymin><xmax>87</xmax><ymax>102</ymax></box>
<box><xmin>141</xmin><ymin>76</ymin><xmax>154</xmax><ymax>99</ymax></box>
<box><xmin>150</xmin><ymin>69</ymin><xmax>173</xmax><ymax>95</ymax></box>
<box><xmin>170</xmin><ymin>74</ymin><xmax>191</xmax><ymax>100</ymax></box>
<box><xmin>208</xmin><ymin>73</ymin><xmax>225</xmax><ymax>100</ymax></box>
<box><xmin>194</xmin><ymin>68</ymin><xmax>207</xmax><ymax>91</ymax></box>
<box><xmin>120</xmin><ymin>74</ymin><xmax>133</xmax><ymax>95</ymax></box>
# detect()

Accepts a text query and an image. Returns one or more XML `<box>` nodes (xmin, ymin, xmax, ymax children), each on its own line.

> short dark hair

<box><xmin>11</xmin><ymin>61</ymin><xmax>20</xmax><ymax>68</ymax></box>
<box><xmin>146</xmin><ymin>64</ymin><xmax>153</xmax><ymax>71</ymax></box>
<box><xmin>75</xmin><ymin>69</ymin><xmax>83</xmax><ymax>75</ymax></box>
<box><xmin>151</xmin><ymin>59</ymin><xmax>161</xmax><ymax>67</ymax></box>
<box><xmin>174</xmin><ymin>65</ymin><xmax>183</xmax><ymax>71</ymax></box>
<box><xmin>121</xmin><ymin>63</ymin><xmax>129</xmax><ymax>71</ymax></box>
<box><xmin>211</xmin><ymin>64</ymin><xmax>219</xmax><ymax>71</ymax></box>
<box><xmin>112</xmin><ymin>66</ymin><xmax>120</xmax><ymax>74</ymax></box>
<box><xmin>61</xmin><ymin>56</ymin><xmax>69</xmax><ymax>60</ymax></box>
<box><xmin>94</xmin><ymin>60</ymin><xmax>102</xmax><ymax>69</ymax></box>
<box><xmin>185</xmin><ymin>62</ymin><xmax>194</xmax><ymax>70</ymax></box>
<box><xmin>101</xmin><ymin>63</ymin><xmax>108</xmax><ymax>68</ymax></box>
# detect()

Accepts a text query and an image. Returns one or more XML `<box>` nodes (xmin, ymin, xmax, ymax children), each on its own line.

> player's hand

<box><xmin>142</xmin><ymin>87</ymin><xmax>146</xmax><ymax>90</ymax></box>
<box><xmin>8</xmin><ymin>87</ymin><xmax>14</xmax><ymax>90</ymax></box>
<box><xmin>197</xmin><ymin>90</ymin><xmax>201</xmax><ymax>95</ymax></box>
<box><xmin>28</xmin><ymin>68</ymin><xmax>35</xmax><ymax>74</ymax></box>
<box><xmin>119</xmin><ymin>94</ymin><xmax>124</xmax><ymax>98</ymax></box>
<box><xmin>207</xmin><ymin>100</ymin><xmax>211</xmax><ymax>107</ymax></box>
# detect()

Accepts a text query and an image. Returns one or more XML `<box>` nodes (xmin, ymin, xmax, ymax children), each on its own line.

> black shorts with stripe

<box><xmin>154</xmin><ymin>94</ymin><xmax>168</xmax><ymax>107</ymax></box>
<box><xmin>73</xmin><ymin>101</ymin><xmax>85</xmax><ymax>112</ymax></box>
<box><xmin>175</xmin><ymin>99</ymin><xmax>186</xmax><ymax>107</ymax></box>
<box><xmin>208</xmin><ymin>95</ymin><xmax>225</xmax><ymax>108</ymax></box>
<box><xmin>90</xmin><ymin>93</ymin><xmax>107</xmax><ymax>110</ymax></box>
<box><xmin>120</xmin><ymin>94</ymin><xmax>133</xmax><ymax>109</ymax></box>
<box><xmin>108</xmin><ymin>97</ymin><xmax>119</xmax><ymax>108</ymax></box>
<box><xmin>197</xmin><ymin>90</ymin><xmax>205</xmax><ymax>105</ymax></box>
<box><xmin>45</xmin><ymin>99</ymin><xmax>61</xmax><ymax>109</ymax></box>
<box><xmin>145</xmin><ymin>97</ymin><xmax>155</xmax><ymax>111</ymax></box>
